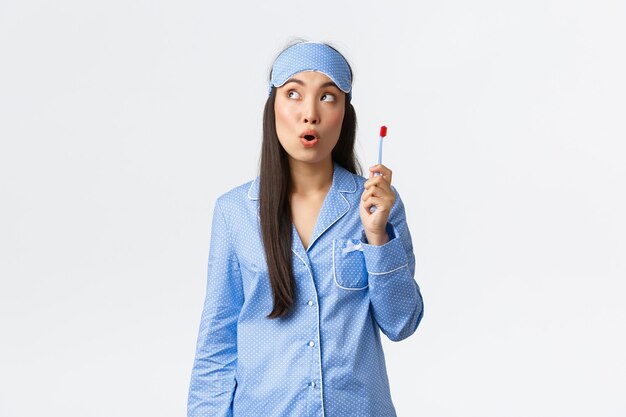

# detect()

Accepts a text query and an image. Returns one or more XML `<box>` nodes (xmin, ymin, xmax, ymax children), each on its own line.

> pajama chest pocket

<box><xmin>332</xmin><ymin>238</ymin><xmax>369</xmax><ymax>290</ymax></box>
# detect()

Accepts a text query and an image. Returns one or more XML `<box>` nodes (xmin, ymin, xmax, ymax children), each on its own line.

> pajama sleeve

<box><xmin>188</xmin><ymin>198</ymin><xmax>244</xmax><ymax>417</ymax></box>
<box><xmin>360</xmin><ymin>186</ymin><xmax>424</xmax><ymax>342</ymax></box>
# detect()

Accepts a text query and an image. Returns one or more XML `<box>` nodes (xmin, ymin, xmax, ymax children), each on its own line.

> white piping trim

<box><xmin>367</xmin><ymin>263</ymin><xmax>409</xmax><ymax>275</ymax></box>
<box><xmin>291</xmin><ymin>248</ymin><xmax>326</xmax><ymax>417</ymax></box>
<box><xmin>336</xmin><ymin>170</ymin><xmax>357</xmax><ymax>193</ymax></box>
<box><xmin>305</xmin><ymin>192</ymin><xmax>350</xmax><ymax>254</ymax></box>
<box><xmin>332</xmin><ymin>239</ymin><xmax>369</xmax><ymax>291</ymax></box>
<box><xmin>247</xmin><ymin>178</ymin><xmax>259</xmax><ymax>200</ymax></box>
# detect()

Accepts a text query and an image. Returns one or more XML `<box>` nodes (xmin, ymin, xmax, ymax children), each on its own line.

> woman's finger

<box><xmin>364</xmin><ymin>175</ymin><xmax>393</xmax><ymax>192</ymax></box>
<box><xmin>362</xmin><ymin>195</ymin><xmax>391</xmax><ymax>214</ymax></box>
<box><xmin>362</xmin><ymin>184</ymin><xmax>392</xmax><ymax>201</ymax></box>
<box><xmin>368</xmin><ymin>164</ymin><xmax>393</xmax><ymax>183</ymax></box>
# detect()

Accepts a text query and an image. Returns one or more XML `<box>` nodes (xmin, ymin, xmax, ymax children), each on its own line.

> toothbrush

<box><xmin>375</xmin><ymin>125</ymin><xmax>387</xmax><ymax>177</ymax></box>
<box><xmin>370</xmin><ymin>125</ymin><xmax>387</xmax><ymax>213</ymax></box>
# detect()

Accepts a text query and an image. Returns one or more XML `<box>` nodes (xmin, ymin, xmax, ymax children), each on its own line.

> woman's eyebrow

<box><xmin>283</xmin><ymin>78</ymin><xmax>339</xmax><ymax>89</ymax></box>
<box><xmin>322</xmin><ymin>81</ymin><xmax>340</xmax><ymax>89</ymax></box>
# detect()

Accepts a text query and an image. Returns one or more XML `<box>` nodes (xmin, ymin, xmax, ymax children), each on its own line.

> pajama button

<box><xmin>308</xmin><ymin>341</ymin><xmax>315</xmax><ymax>347</ymax></box>
<box><xmin>307</xmin><ymin>300</ymin><xmax>313</xmax><ymax>306</ymax></box>
<box><xmin>311</xmin><ymin>382</ymin><xmax>316</xmax><ymax>387</ymax></box>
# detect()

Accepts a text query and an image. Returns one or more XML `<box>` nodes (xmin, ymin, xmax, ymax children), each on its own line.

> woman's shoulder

<box><xmin>214</xmin><ymin>176</ymin><xmax>259</xmax><ymax>212</ymax></box>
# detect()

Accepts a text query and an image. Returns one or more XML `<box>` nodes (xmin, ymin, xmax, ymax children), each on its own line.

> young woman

<box><xmin>188</xmin><ymin>40</ymin><xmax>424</xmax><ymax>417</ymax></box>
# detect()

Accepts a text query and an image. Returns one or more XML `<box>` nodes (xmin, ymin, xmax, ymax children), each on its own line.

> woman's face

<box><xmin>274</xmin><ymin>71</ymin><xmax>346</xmax><ymax>166</ymax></box>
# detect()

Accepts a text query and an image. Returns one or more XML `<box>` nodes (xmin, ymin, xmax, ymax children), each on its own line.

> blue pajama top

<box><xmin>188</xmin><ymin>161</ymin><xmax>424</xmax><ymax>417</ymax></box>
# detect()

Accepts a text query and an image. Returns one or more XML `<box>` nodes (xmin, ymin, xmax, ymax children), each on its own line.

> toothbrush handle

<box><xmin>369</xmin><ymin>136</ymin><xmax>384</xmax><ymax>213</ymax></box>
<box><xmin>375</xmin><ymin>136</ymin><xmax>383</xmax><ymax>176</ymax></box>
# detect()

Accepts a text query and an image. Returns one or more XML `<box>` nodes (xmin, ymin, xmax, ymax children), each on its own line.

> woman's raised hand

<box><xmin>359</xmin><ymin>164</ymin><xmax>395</xmax><ymax>245</ymax></box>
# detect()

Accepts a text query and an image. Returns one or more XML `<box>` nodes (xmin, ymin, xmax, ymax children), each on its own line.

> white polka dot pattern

<box><xmin>187</xmin><ymin>161</ymin><xmax>424</xmax><ymax>417</ymax></box>
<box><xmin>269</xmin><ymin>42</ymin><xmax>352</xmax><ymax>101</ymax></box>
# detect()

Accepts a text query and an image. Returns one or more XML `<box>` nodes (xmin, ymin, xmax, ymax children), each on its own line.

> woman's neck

<box><xmin>288</xmin><ymin>157</ymin><xmax>334</xmax><ymax>196</ymax></box>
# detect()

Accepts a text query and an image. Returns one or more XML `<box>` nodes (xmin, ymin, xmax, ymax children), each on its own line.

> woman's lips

<box><xmin>300</xmin><ymin>129</ymin><xmax>319</xmax><ymax>148</ymax></box>
<box><xmin>300</xmin><ymin>136</ymin><xmax>319</xmax><ymax>148</ymax></box>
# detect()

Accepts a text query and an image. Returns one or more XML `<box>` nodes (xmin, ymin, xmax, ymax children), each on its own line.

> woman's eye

<box><xmin>287</xmin><ymin>90</ymin><xmax>300</xmax><ymax>99</ymax></box>
<box><xmin>321</xmin><ymin>93</ymin><xmax>336</xmax><ymax>102</ymax></box>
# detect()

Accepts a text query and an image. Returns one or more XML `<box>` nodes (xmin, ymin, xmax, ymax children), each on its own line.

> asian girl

<box><xmin>188</xmin><ymin>40</ymin><xmax>424</xmax><ymax>417</ymax></box>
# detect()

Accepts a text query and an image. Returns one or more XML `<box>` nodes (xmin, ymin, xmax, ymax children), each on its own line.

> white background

<box><xmin>1</xmin><ymin>0</ymin><xmax>625</xmax><ymax>416</ymax></box>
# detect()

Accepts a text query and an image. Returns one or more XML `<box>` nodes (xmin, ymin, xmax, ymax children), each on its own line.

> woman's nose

<box><xmin>302</xmin><ymin>99</ymin><xmax>319</xmax><ymax>124</ymax></box>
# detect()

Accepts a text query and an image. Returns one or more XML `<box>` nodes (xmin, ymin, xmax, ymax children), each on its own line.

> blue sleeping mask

<box><xmin>269</xmin><ymin>42</ymin><xmax>352</xmax><ymax>101</ymax></box>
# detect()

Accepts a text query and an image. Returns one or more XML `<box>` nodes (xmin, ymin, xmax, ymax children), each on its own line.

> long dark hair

<box><xmin>260</xmin><ymin>42</ymin><xmax>361</xmax><ymax>319</ymax></box>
